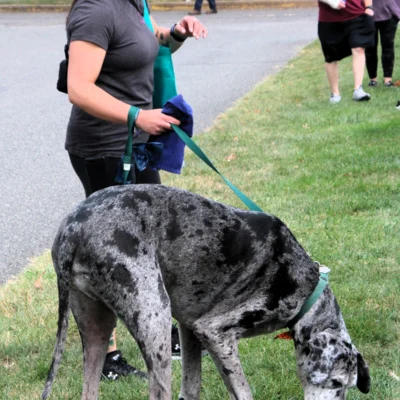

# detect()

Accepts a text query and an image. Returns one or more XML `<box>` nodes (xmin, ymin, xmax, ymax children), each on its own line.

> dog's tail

<box><xmin>42</xmin><ymin>231</ymin><xmax>75</xmax><ymax>400</ymax></box>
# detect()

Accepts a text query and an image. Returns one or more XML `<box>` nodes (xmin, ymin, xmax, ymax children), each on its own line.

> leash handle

<box><xmin>171</xmin><ymin>124</ymin><xmax>263</xmax><ymax>212</ymax></box>
<box><xmin>121</xmin><ymin>106</ymin><xmax>140</xmax><ymax>184</ymax></box>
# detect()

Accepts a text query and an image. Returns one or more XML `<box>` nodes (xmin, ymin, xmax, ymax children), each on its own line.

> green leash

<box><xmin>171</xmin><ymin>124</ymin><xmax>263</xmax><ymax>212</ymax></box>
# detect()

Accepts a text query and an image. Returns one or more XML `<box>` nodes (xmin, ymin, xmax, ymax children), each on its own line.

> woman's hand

<box><xmin>174</xmin><ymin>16</ymin><xmax>208</xmax><ymax>40</ymax></box>
<box><xmin>364</xmin><ymin>7</ymin><xmax>374</xmax><ymax>16</ymax></box>
<box><xmin>337</xmin><ymin>1</ymin><xmax>346</xmax><ymax>9</ymax></box>
<box><xmin>135</xmin><ymin>109</ymin><xmax>181</xmax><ymax>135</ymax></box>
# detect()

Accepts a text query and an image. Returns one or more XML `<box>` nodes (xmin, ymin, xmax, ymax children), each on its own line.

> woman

<box><xmin>65</xmin><ymin>0</ymin><xmax>207</xmax><ymax>380</ymax></box>
<box><xmin>365</xmin><ymin>0</ymin><xmax>400</xmax><ymax>87</ymax></box>
<box><xmin>317</xmin><ymin>0</ymin><xmax>375</xmax><ymax>103</ymax></box>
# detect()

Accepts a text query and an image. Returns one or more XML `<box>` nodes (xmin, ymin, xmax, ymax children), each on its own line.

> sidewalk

<box><xmin>0</xmin><ymin>0</ymin><xmax>315</xmax><ymax>13</ymax></box>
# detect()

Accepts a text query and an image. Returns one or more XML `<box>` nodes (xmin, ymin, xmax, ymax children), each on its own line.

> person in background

<box><xmin>65</xmin><ymin>0</ymin><xmax>207</xmax><ymax>380</ymax></box>
<box><xmin>317</xmin><ymin>0</ymin><xmax>375</xmax><ymax>103</ymax></box>
<box><xmin>365</xmin><ymin>0</ymin><xmax>400</xmax><ymax>87</ymax></box>
<box><xmin>189</xmin><ymin>0</ymin><xmax>217</xmax><ymax>15</ymax></box>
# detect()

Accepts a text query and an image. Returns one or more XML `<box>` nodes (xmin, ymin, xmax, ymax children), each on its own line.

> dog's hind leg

<box><xmin>110</xmin><ymin>265</ymin><xmax>172</xmax><ymax>400</ymax></box>
<box><xmin>178</xmin><ymin>325</ymin><xmax>202</xmax><ymax>400</ymax></box>
<box><xmin>194</xmin><ymin>321</ymin><xmax>253</xmax><ymax>400</ymax></box>
<box><xmin>69</xmin><ymin>287</ymin><xmax>116</xmax><ymax>400</ymax></box>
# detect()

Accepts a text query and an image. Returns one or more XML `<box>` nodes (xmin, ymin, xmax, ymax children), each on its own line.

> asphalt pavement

<box><xmin>0</xmin><ymin>8</ymin><xmax>318</xmax><ymax>284</ymax></box>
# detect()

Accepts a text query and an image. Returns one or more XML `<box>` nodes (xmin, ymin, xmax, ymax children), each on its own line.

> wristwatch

<box><xmin>170</xmin><ymin>24</ymin><xmax>187</xmax><ymax>42</ymax></box>
<box><xmin>365</xmin><ymin>6</ymin><xmax>373</xmax><ymax>10</ymax></box>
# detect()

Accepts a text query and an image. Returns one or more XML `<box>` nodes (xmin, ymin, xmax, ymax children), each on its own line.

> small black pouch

<box><xmin>57</xmin><ymin>44</ymin><xmax>69</xmax><ymax>94</ymax></box>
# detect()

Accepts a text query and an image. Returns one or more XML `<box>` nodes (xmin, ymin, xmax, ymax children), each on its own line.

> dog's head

<box><xmin>296</xmin><ymin>331</ymin><xmax>370</xmax><ymax>399</ymax></box>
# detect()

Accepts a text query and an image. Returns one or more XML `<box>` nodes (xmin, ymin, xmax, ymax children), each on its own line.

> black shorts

<box><xmin>318</xmin><ymin>14</ymin><xmax>375</xmax><ymax>62</ymax></box>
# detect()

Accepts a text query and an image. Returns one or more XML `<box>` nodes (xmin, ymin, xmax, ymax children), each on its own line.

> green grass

<box><xmin>1</xmin><ymin>40</ymin><xmax>400</xmax><ymax>399</ymax></box>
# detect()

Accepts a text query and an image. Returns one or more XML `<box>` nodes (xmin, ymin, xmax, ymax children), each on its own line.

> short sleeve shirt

<box><xmin>65</xmin><ymin>0</ymin><xmax>159</xmax><ymax>158</ymax></box>
<box><xmin>318</xmin><ymin>0</ymin><xmax>365</xmax><ymax>22</ymax></box>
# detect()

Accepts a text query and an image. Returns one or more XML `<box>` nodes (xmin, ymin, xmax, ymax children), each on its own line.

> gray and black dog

<box><xmin>42</xmin><ymin>184</ymin><xmax>370</xmax><ymax>400</ymax></box>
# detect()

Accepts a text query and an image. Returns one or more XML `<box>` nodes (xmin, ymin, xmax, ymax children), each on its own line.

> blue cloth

<box><xmin>150</xmin><ymin>94</ymin><xmax>194</xmax><ymax>174</ymax></box>
<box><xmin>115</xmin><ymin>142</ymin><xmax>164</xmax><ymax>184</ymax></box>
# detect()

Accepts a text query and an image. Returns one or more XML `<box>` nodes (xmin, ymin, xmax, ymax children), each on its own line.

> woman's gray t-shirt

<box><xmin>66</xmin><ymin>0</ymin><xmax>159</xmax><ymax>158</ymax></box>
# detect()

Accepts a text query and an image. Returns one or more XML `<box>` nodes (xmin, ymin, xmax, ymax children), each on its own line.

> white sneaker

<box><xmin>330</xmin><ymin>93</ymin><xmax>341</xmax><ymax>104</ymax></box>
<box><xmin>353</xmin><ymin>86</ymin><xmax>371</xmax><ymax>101</ymax></box>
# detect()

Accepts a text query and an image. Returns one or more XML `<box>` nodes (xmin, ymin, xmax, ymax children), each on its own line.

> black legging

<box><xmin>69</xmin><ymin>153</ymin><xmax>161</xmax><ymax>198</ymax></box>
<box><xmin>366</xmin><ymin>17</ymin><xmax>399</xmax><ymax>79</ymax></box>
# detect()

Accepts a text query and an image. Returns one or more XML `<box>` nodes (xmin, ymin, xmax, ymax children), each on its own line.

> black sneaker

<box><xmin>384</xmin><ymin>81</ymin><xmax>394</xmax><ymax>87</ymax></box>
<box><xmin>368</xmin><ymin>80</ymin><xmax>378</xmax><ymax>87</ymax></box>
<box><xmin>102</xmin><ymin>350</ymin><xmax>147</xmax><ymax>381</ymax></box>
<box><xmin>171</xmin><ymin>324</ymin><xmax>208</xmax><ymax>360</ymax></box>
<box><xmin>171</xmin><ymin>324</ymin><xmax>182</xmax><ymax>360</ymax></box>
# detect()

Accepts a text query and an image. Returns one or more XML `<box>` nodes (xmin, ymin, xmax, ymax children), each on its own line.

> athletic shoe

<box><xmin>171</xmin><ymin>324</ymin><xmax>181</xmax><ymax>360</ymax></box>
<box><xmin>384</xmin><ymin>81</ymin><xmax>394</xmax><ymax>87</ymax></box>
<box><xmin>368</xmin><ymin>80</ymin><xmax>378</xmax><ymax>87</ymax></box>
<box><xmin>102</xmin><ymin>350</ymin><xmax>147</xmax><ymax>381</ymax></box>
<box><xmin>171</xmin><ymin>324</ymin><xmax>208</xmax><ymax>360</ymax></box>
<box><xmin>352</xmin><ymin>86</ymin><xmax>371</xmax><ymax>101</ymax></box>
<box><xmin>330</xmin><ymin>93</ymin><xmax>341</xmax><ymax>104</ymax></box>
<box><xmin>396</xmin><ymin>100</ymin><xmax>400</xmax><ymax>110</ymax></box>
<box><xmin>188</xmin><ymin>10</ymin><xmax>201</xmax><ymax>15</ymax></box>
<box><xmin>205</xmin><ymin>9</ymin><xmax>218</xmax><ymax>13</ymax></box>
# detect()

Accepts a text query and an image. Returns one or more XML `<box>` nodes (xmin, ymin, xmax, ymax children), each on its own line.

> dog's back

<box><xmin>61</xmin><ymin>184</ymin><xmax>318</xmax><ymax>327</ymax></box>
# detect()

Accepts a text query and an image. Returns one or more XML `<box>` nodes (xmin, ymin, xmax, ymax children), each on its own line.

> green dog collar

<box><xmin>288</xmin><ymin>266</ymin><xmax>330</xmax><ymax>328</ymax></box>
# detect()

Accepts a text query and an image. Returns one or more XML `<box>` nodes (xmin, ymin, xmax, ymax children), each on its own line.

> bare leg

<box><xmin>107</xmin><ymin>330</ymin><xmax>117</xmax><ymax>353</ymax></box>
<box><xmin>325</xmin><ymin>61</ymin><xmax>340</xmax><ymax>95</ymax></box>
<box><xmin>351</xmin><ymin>47</ymin><xmax>366</xmax><ymax>89</ymax></box>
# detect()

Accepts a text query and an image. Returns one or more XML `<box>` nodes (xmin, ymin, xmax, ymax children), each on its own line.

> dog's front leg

<box><xmin>194</xmin><ymin>321</ymin><xmax>253</xmax><ymax>400</ymax></box>
<box><xmin>178</xmin><ymin>325</ymin><xmax>202</xmax><ymax>400</ymax></box>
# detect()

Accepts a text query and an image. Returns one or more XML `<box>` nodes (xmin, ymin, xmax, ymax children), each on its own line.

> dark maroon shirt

<box><xmin>318</xmin><ymin>0</ymin><xmax>365</xmax><ymax>22</ymax></box>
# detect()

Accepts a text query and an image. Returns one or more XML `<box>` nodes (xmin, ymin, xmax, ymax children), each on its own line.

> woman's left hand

<box><xmin>174</xmin><ymin>16</ymin><xmax>208</xmax><ymax>40</ymax></box>
<box><xmin>365</xmin><ymin>7</ymin><xmax>374</xmax><ymax>16</ymax></box>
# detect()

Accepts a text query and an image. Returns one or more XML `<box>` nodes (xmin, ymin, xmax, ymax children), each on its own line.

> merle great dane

<box><xmin>42</xmin><ymin>184</ymin><xmax>370</xmax><ymax>399</ymax></box>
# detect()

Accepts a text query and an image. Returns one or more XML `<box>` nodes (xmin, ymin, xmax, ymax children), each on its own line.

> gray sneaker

<box><xmin>330</xmin><ymin>93</ymin><xmax>341</xmax><ymax>104</ymax></box>
<box><xmin>353</xmin><ymin>86</ymin><xmax>371</xmax><ymax>101</ymax></box>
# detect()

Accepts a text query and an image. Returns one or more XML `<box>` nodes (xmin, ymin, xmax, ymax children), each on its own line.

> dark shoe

<box><xmin>171</xmin><ymin>324</ymin><xmax>208</xmax><ymax>360</ymax></box>
<box><xmin>384</xmin><ymin>81</ymin><xmax>394</xmax><ymax>87</ymax></box>
<box><xmin>205</xmin><ymin>8</ymin><xmax>217</xmax><ymax>14</ymax></box>
<box><xmin>368</xmin><ymin>80</ymin><xmax>378</xmax><ymax>87</ymax></box>
<box><xmin>102</xmin><ymin>350</ymin><xmax>147</xmax><ymax>381</ymax></box>
<box><xmin>188</xmin><ymin>9</ymin><xmax>201</xmax><ymax>15</ymax></box>
<box><xmin>171</xmin><ymin>324</ymin><xmax>181</xmax><ymax>360</ymax></box>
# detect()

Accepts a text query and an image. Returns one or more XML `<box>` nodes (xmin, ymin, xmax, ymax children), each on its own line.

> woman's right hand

<box><xmin>135</xmin><ymin>109</ymin><xmax>181</xmax><ymax>135</ymax></box>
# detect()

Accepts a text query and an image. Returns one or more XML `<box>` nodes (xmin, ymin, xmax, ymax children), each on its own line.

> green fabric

<box><xmin>143</xmin><ymin>0</ymin><xmax>178</xmax><ymax>108</ymax></box>
<box><xmin>171</xmin><ymin>124</ymin><xmax>263</xmax><ymax>212</ymax></box>
<box><xmin>296</xmin><ymin>269</ymin><xmax>330</xmax><ymax>320</ymax></box>
<box><xmin>141</xmin><ymin>2</ymin><xmax>261</xmax><ymax>213</ymax></box>
<box><xmin>122</xmin><ymin>105</ymin><xmax>140</xmax><ymax>183</ymax></box>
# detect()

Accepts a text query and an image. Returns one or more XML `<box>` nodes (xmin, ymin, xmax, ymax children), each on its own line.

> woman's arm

<box><xmin>150</xmin><ymin>15</ymin><xmax>208</xmax><ymax>53</ymax></box>
<box><xmin>364</xmin><ymin>0</ymin><xmax>374</xmax><ymax>16</ymax></box>
<box><xmin>67</xmin><ymin>40</ymin><xmax>180</xmax><ymax>134</ymax></box>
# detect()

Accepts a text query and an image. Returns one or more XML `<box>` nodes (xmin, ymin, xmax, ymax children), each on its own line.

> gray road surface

<box><xmin>0</xmin><ymin>8</ymin><xmax>318</xmax><ymax>284</ymax></box>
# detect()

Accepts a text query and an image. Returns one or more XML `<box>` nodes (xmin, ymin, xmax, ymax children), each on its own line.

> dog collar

<box><xmin>287</xmin><ymin>266</ymin><xmax>330</xmax><ymax>329</ymax></box>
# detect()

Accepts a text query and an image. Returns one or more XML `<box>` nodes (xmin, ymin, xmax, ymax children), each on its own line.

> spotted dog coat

<box><xmin>42</xmin><ymin>184</ymin><xmax>370</xmax><ymax>400</ymax></box>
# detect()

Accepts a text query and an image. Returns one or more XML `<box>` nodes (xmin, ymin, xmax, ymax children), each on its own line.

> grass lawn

<box><xmin>1</xmin><ymin>40</ymin><xmax>400</xmax><ymax>399</ymax></box>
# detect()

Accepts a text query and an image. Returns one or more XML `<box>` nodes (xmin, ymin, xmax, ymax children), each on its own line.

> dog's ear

<box><xmin>356</xmin><ymin>352</ymin><xmax>371</xmax><ymax>393</ymax></box>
